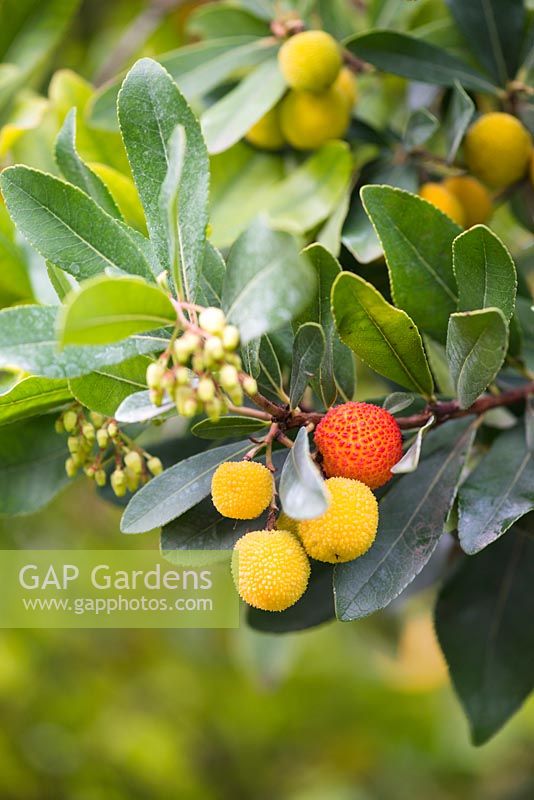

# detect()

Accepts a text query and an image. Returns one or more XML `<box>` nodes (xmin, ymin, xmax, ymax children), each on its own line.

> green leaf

<box><xmin>383</xmin><ymin>392</ymin><xmax>415</xmax><ymax>415</ymax></box>
<box><xmin>391</xmin><ymin>415</ymin><xmax>435</xmax><ymax>474</ymax></box>
<box><xmin>267</xmin><ymin>142</ymin><xmax>352</xmax><ymax>234</ymax></box>
<box><xmin>295</xmin><ymin>244</ymin><xmax>355</xmax><ymax>408</ymax></box>
<box><xmin>68</xmin><ymin>356</ymin><xmax>150</xmax><ymax>417</ymax></box>
<box><xmin>201</xmin><ymin>58</ymin><xmax>286</xmax><ymax>154</ymax></box>
<box><xmin>196</xmin><ymin>241</ymin><xmax>226</xmax><ymax>308</ymax></box>
<box><xmin>404</xmin><ymin>108</ymin><xmax>439</xmax><ymax>149</ymax></box>
<box><xmin>0</xmin><ymin>376</ymin><xmax>71</xmax><ymax>426</ymax></box>
<box><xmin>289</xmin><ymin>323</ymin><xmax>325</xmax><ymax>409</ymax></box>
<box><xmin>345</xmin><ymin>30</ymin><xmax>498</xmax><ymax>93</ymax></box>
<box><xmin>446</xmin><ymin>308</ymin><xmax>508</xmax><ymax>408</ymax></box>
<box><xmin>187</xmin><ymin>3</ymin><xmax>270</xmax><ymax>38</ymax></box>
<box><xmin>247</xmin><ymin>561</ymin><xmax>335</xmax><ymax>632</ymax></box>
<box><xmin>256</xmin><ymin>335</ymin><xmax>285</xmax><ymax>402</ymax></box>
<box><xmin>445</xmin><ymin>0</ymin><xmax>526</xmax><ymax>85</ymax></box>
<box><xmin>423</xmin><ymin>335</ymin><xmax>456</xmax><ymax>396</ymax></box>
<box><xmin>47</xmin><ymin>262</ymin><xmax>77</xmax><ymax>302</ymax></box>
<box><xmin>445</xmin><ymin>81</ymin><xmax>475</xmax><ymax>164</ymax></box>
<box><xmin>335</xmin><ymin>419</ymin><xmax>476</xmax><ymax>621</ymax></box>
<box><xmin>453</xmin><ymin>225</ymin><xmax>517</xmax><ymax>322</ymax></box>
<box><xmin>191</xmin><ymin>415</ymin><xmax>269</xmax><ymax>440</ymax></box>
<box><xmin>161</xmin><ymin>496</ymin><xmax>253</xmax><ymax>552</ymax></box>
<box><xmin>332</xmin><ymin>272</ymin><xmax>434</xmax><ymax>398</ymax></box>
<box><xmin>0</xmin><ymin>415</ymin><xmax>70</xmax><ymax>515</ymax></box>
<box><xmin>114</xmin><ymin>389</ymin><xmax>175</xmax><ymax>424</ymax></box>
<box><xmin>58</xmin><ymin>275</ymin><xmax>175</xmax><ymax>347</ymax></box>
<box><xmin>0</xmin><ymin>209</ymin><xmax>33</xmax><ymax>306</ymax></box>
<box><xmin>89</xmin><ymin>37</ymin><xmax>276</xmax><ymax>131</ymax></box>
<box><xmin>159</xmin><ymin>125</ymin><xmax>186</xmax><ymax>295</ymax></box>
<box><xmin>121</xmin><ymin>440</ymin><xmax>252</xmax><ymax>533</ymax></box>
<box><xmin>55</xmin><ymin>108</ymin><xmax>121</xmax><ymax>219</ymax></box>
<box><xmin>279</xmin><ymin>427</ymin><xmax>329</xmax><ymax>521</ymax></box>
<box><xmin>458</xmin><ymin>427</ymin><xmax>534</xmax><ymax>554</ymax></box>
<box><xmin>222</xmin><ymin>219</ymin><xmax>315</xmax><ymax>344</ymax></box>
<box><xmin>361</xmin><ymin>185</ymin><xmax>460</xmax><ymax>343</ymax></box>
<box><xmin>435</xmin><ymin>519</ymin><xmax>534</xmax><ymax>745</ymax></box>
<box><xmin>0</xmin><ymin>305</ymin><xmax>167</xmax><ymax>379</ymax></box>
<box><xmin>0</xmin><ymin>166</ymin><xmax>153</xmax><ymax>282</ymax></box>
<box><xmin>118</xmin><ymin>58</ymin><xmax>209</xmax><ymax>300</ymax></box>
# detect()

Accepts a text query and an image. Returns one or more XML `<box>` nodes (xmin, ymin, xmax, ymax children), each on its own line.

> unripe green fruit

<box><xmin>279</xmin><ymin>87</ymin><xmax>350</xmax><ymax>150</ymax></box>
<box><xmin>278</xmin><ymin>30</ymin><xmax>342</xmax><ymax>91</ymax></box>
<box><xmin>63</xmin><ymin>410</ymin><xmax>78</xmax><ymax>433</ymax></box>
<box><xmin>245</xmin><ymin>107</ymin><xmax>286</xmax><ymax>151</ymax></box>
<box><xmin>124</xmin><ymin>450</ymin><xmax>143</xmax><ymax>475</ymax></box>
<box><xmin>147</xmin><ymin>456</ymin><xmax>163</xmax><ymax>476</ymax></box>
<box><xmin>198</xmin><ymin>307</ymin><xmax>226</xmax><ymax>335</ymax></box>
<box><xmin>464</xmin><ymin>112</ymin><xmax>532</xmax><ymax>188</ymax></box>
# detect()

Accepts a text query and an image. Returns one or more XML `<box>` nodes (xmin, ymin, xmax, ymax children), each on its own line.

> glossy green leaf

<box><xmin>267</xmin><ymin>142</ymin><xmax>352</xmax><ymax>234</ymax></box>
<box><xmin>191</xmin><ymin>415</ymin><xmax>269</xmax><ymax>440</ymax></box>
<box><xmin>289</xmin><ymin>323</ymin><xmax>325</xmax><ymax>409</ymax></box>
<box><xmin>0</xmin><ymin>166</ymin><xmax>153</xmax><ymax>281</ymax></box>
<box><xmin>345</xmin><ymin>30</ymin><xmax>498</xmax><ymax>93</ymax></box>
<box><xmin>445</xmin><ymin>81</ymin><xmax>475</xmax><ymax>164</ymax></box>
<box><xmin>453</xmin><ymin>225</ymin><xmax>517</xmax><ymax>322</ymax></box>
<box><xmin>0</xmin><ymin>376</ymin><xmax>71</xmax><ymax>426</ymax></box>
<box><xmin>159</xmin><ymin>125</ymin><xmax>186</xmax><ymax>296</ymax></box>
<box><xmin>279</xmin><ymin>427</ymin><xmax>329</xmax><ymax>521</ymax></box>
<box><xmin>458</xmin><ymin>427</ymin><xmax>534</xmax><ymax>555</ymax></box>
<box><xmin>0</xmin><ymin>212</ymin><xmax>33</xmax><ymax>306</ymax></box>
<box><xmin>118</xmin><ymin>58</ymin><xmax>209</xmax><ymax>300</ymax></box>
<box><xmin>391</xmin><ymin>415</ymin><xmax>435</xmax><ymax>474</ymax></box>
<box><xmin>121</xmin><ymin>440</ymin><xmax>252</xmax><ymax>533</ymax></box>
<box><xmin>445</xmin><ymin>0</ymin><xmax>526</xmax><ymax>85</ymax></box>
<box><xmin>201</xmin><ymin>58</ymin><xmax>286</xmax><ymax>154</ymax></box>
<box><xmin>0</xmin><ymin>415</ymin><xmax>70</xmax><ymax>515</ymax></box>
<box><xmin>222</xmin><ymin>219</ymin><xmax>315</xmax><ymax>344</ymax></box>
<box><xmin>68</xmin><ymin>356</ymin><xmax>150</xmax><ymax>417</ymax></box>
<box><xmin>335</xmin><ymin>419</ymin><xmax>476</xmax><ymax>621</ymax></box>
<box><xmin>47</xmin><ymin>263</ymin><xmax>77</xmax><ymax>302</ymax></box>
<box><xmin>256</xmin><ymin>335</ymin><xmax>285</xmax><ymax>402</ymax></box>
<box><xmin>196</xmin><ymin>241</ymin><xmax>226</xmax><ymax>308</ymax></box>
<box><xmin>55</xmin><ymin>108</ymin><xmax>121</xmax><ymax>219</ymax></box>
<box><xmin>161</xmin><ymin>497</ymin><xmax>254</xmax><ymax>552</ymax></box>
<box><xmin>446</xmin><ymin>308</ymin><xmax>508</xmax><ymax>408</ymax></box>
<box><xmin>0</xmin><ymin>305</ymin><xmax>167</xmax><ymax>379</ymax></box>
<box><xmin>361</xmin><ymin>185</ymin><xmax>460</xmax><ymax>342</ymax></box>
<box><xmin>114</xmin><ymin>389</ymin><xmax>175</xmax><ymax>424</ymax></box>
<box><xmin>435</xmin><ymin>519</ymin><xmax>534</xmax><ymax>745</ymax></box>
<box><xmin>58</xmin><ymin>275</ymin><xmax>175</xmax><ymax>346</ymax></box>
<box><xmin>332</xmin><ymin>272</ymin><xmax>434</xmax><ymax>398</ymax></box>
<box><xmin>187</xmin><ymin>3</ymin><xmax>270</xmax><ymax>38</ymax></box>
<box><xmin>383</xmin><ymin>392</ymin><xmax>415</xmax><ymax>415</ymax></box>
<box><xmin>404</xmin><ymin>108</ymin><xmax>439</xmax><ymax>149</ymax></box>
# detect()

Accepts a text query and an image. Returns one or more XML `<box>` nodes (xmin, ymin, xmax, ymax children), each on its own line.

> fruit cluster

<box><xmin>146</xmin><ymin>307</ymin><xmax>257</xmax><ymax>422</ymax></box>
<box><xmin>419</xmin><ymin>112</ymin><xmax>533</xmax><ymax>228</ymax></box>
<box><xmin>212</xmin><ymin>402</ymin><xmax>403</xmax><ymax>612</ymax></box>
<box><xmin>56</xmin><ymin>406</ymin><xmax>163</xmax><ymax>496</ymax></box>
<box><xmin>246</xmin><ymin>30</ymin><xmax>357</xmax><ymax>152</ymax></box>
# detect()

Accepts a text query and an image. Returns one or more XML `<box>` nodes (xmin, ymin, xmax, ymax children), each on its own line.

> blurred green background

<box><xmin>0</xmin><ymin>483</ymin><xmax>533</xmax><ymax>800</ymax></box>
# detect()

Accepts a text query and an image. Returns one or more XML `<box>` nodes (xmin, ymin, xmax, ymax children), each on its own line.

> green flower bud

<box><xmin>111</xmin><ymin>469</ymin><xmax>127</xmax><ymax>497</ymax></box>
<box><xmin>68</xmin><ymin>436</ymin><xmax>80</xmax><ymax>455</ymax></box>
<box><xmin>205</xmin><ymin>397</ymin><xmax>224</xmax><ymax>422</ymax></box>
<box><xmin>174</xmin><ymin>333</ymin><xmax>201</xmax><ymax>364</ymax></box>
<box><xmin>65</xmin><ymin>457</ymin><xmax>78</xmax><ymax>478</ymax></box>
<box><xmin>242</xmin><ymin>376</ymin><xmax>258</xmax><ymax>396</ymax></box>
<box><xmin>161</xmin><ymin>371</ymin><xmax>176</xmax><ymax>393</ymax></box>
<box><xmin>124</xmin><ymin>450</ymin><xmax>143</xmax><ymax>475</ymax></box>
<box><xmin>107</xmin><ymin>422</ymin><xmax>119</xmax><ymax>439</ymax></box>
<box><xmin>63</xmin><ymin>410</ymin><xmax>78</xmax><ymax>433</ymax></box>
<box><xmin>90</xmin><ymin>412</ymin><xmax>106</xmax><ymax>428</ymax></box>
<box><xmin>156</xmin><ymin>270</ymin><xmax>170</xmax><ymax>292</ymax></box>
<box><xmin>125</xmin><ymin>467</ymin><xmax>140</xmax><ymax>492</ymax></box>
<box><xmin>84</xmin><ymin>464</ymin><xmax>96</xmax><ymax>478</ymax></box>
<box><xmin>204</xmin><ymin>336</ymin><xmax>224</xmax><ymax>364</ymax></box>
<box><xmin>149</xmin><ymin>388</ymin><xmax>164</xmax><ymax>407</ymax></box>
<box><xmin>192</xmin><ymin>353</ymin><xmax>205</xmax><ymax>373</ymax></box>
<box><xmin>95</xmin><ymin>469</ymin><xmax>107</xmax><ymax>487</ymax></box>
<box><xmin>197</xmin><ymin>377</ymin><xmax>216</xmax><ymax>403</ymax></box>
<box><xmin>175</xmin><ymin>367</ymin><xmax>190</xmax><ymax>386</ymax></box>
<box><xmin>146</xmin><ymin>361</ymin><xmax>166</xmax><ymax>389</ymax></box>
<box><xmin>199</xmin><ymin>307</ymin><xmax>226</xmax><ymax>336</ymax></box>
<box><xmin>227</xmin><ymin>386</ymin><xmax>244</xmax><ymax>407</ymax></box>
<box><xmin>147</xmin><ymin>456</ymin><xmax>163</xmax><ymax>476</ymax></box>
<box><xmin>96</xmin><ymin>428</ymin><xmax>109</xmax><ymax>449</ymax></box>
<box><xmin>218</xmin><ymin>364</ymin><xmax>239</xmax><ymax>391</ymax></box>
<box><xmin>55</xmin><ymin>418</ymin><xmax>65</xmax><ymax>434</ymax></box>
<box><xmin>82</xmin><ymin>422</ymin><xmax>95</xmax><ymax>442</ymax></box>
<box><xmin>222</xmin><ymin>325</ymin><xmax>240</xmax><ymax>351</ymax></box>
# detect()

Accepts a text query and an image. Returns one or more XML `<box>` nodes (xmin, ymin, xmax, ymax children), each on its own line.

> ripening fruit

<box><xmin>278</xmin><ymin>30</ymin><xmax>342</xmax><ymax>92</ymax></box>
<box><xmin>464</xmin><ymin>113</ymin><xmax>532</xmax><ymax>188</ymax></box>
<box><xmin>315</xmin><ymin>402</ymin><xmax>403</xmax><ymax>489</ymax></box>
<box><xmin>443</xmin><ymin>175</ymin><xmax>493</xmax><ymax>227</ymax></box>
<box><xmin>233</xmin><ymin>530</ymin><xmax>310</xmax><ymax>611</ymax></box>
<box><xmin>419</xmin><ymin>182</ymin><xmax>466</xmax><ymax>227</ymax></box>
<box><xmin>211</xmin><ymin>460</ymin><xmax>274</xmax><ymax>519</ymax></box>
<box><xmin>245</xmin><ymin>106</ymin><xmax>286</xmax><ymax>151</ymax></box>
<box><xmin>279</xmin><ymin>87</ymin><xmax>350</xmax><ymax>150</ymax></box>
<box><xmin>333</xmin><ymin>66</ymin><xmax>357</xmax><ymax>111</ymax></box>
<box><xmin>276</xmin><ymin>511</ymin><xmax>299</xmax><ymax>537</ymax></box>
<box><xmin>530</xmin><ymin>150</ymin><xmax>534</xmax><ymax>185</ymax></box>
<box><xmin>299</xmin><ymin>477</ymin><xmax>378</xmax><ymax>563</ymax></box>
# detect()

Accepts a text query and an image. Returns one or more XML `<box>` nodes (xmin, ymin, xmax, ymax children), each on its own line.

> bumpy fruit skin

<box><xmin>333</xmin><ymin>66</ymin><xmax>357</xmax><ymax>111</ymax></box>
<box><xmin>299</xmin><ymin>477</ymin><xmax>378</xmax><ymax>563</ymax></box>
<box><xmin>443</xmin><ymin>175</ymin><xmax>493</xmax><ymax>227</ymax></box>
<box><xmin>279</xmin><ymin>87</ymin><xmax>350</xmax><ymax>150</ymax></box>
<box><xmin>278</xmin><ymin>30</ymin><xmax>341</xmax><ymax>91</ymax></box>
<box><xmin>211</xmin><ymin>461</ymin><xmax>273</xmax><ymax>519</ymax></box>
<box><xmin>315</xmin><ymin>402</ymin><xmax>403</xmax><ymax>489</ymax></box>
<box><xmin>233</xmin><ymin>530</ymin><xmax>310</xmax><ymax>611</ymax></box>
<box><xmin>245</xmin><ymin>106</ymin><xmax>285</xmax><ymax>151</ymax></box>
<box><xmin>464</xmin><ymin>113</ymin><xmax>532</xmax><ymax>188</ymax></box>
<box><xmin>419</xmin><ymin>182</ymin><xmax>466</xmax><ymax>227</ymax></box>
<box><xmin>276</xmin><ymin>511</ymin><xmax>299</xmax><ymax>537</ymax></box>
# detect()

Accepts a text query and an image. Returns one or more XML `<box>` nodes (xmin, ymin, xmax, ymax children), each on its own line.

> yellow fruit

<box><xmin>245</xmin><ymin>106</ymin><xmax>286</xmax><ymax>151</ymax></box>
<box><xmin>211</xmin><ymin>460</ymin><xmax>273</xmax><ymax>519</ymax></box>
<box><xmin>279</xmin><ymin>87</ymin><xmax>350</xmax><ymax>150</ymax></box>
<box><xmin>464</xmin><ymin>112</ymin><xmax>532</xmax><ymax>188</ymax></box>
<box><xmin>276</xmin><ymin>511</ymin><xmax>299</xmax><ymax>537</ymax></box>
<box><xmin>530</xmin><ymin>150</ymin><xmax>534</xmax><ymax>185</ymax></box>
<box><xmin>333</xmin><ymin>66</ymin><xmax>357</xmax><ymax>111</ymax></box>
<box><xmin>278</xmin><ymin>30</ymin><xmax>342</xmax><ymax>91</ymax></box>
<box><xmin>233</xmin><ymin>529</ymin><xmax>310</xmax><ymax>611</ymax></box>
<box><xmin>419</xmin><ymin>182</ymin><xmax>466</xmax><ymax>227</ymax></box>
<box><xmin>443</xmin><ymin>176</ymin><xmax>493</xmax><ymax>227</ymax></box>
<box><xmin>298</xmin><ymin>477</ymin><xmax>378</xmax><ymax>563</ymax></box>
